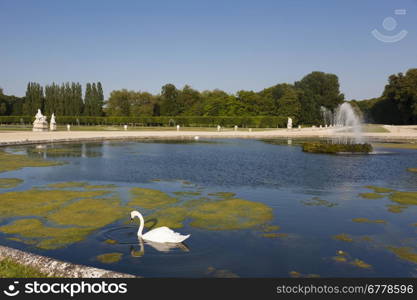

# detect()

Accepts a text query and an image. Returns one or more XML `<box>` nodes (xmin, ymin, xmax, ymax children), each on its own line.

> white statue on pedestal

<box><xmin>33</xmin><ymin>109</ymin><xmax>49</xmax><ymax>132</ymax></box>
<box><xmin>287</xmin><ymin>117</ymin><xmax>293</xmax><ymax>129</ymax></box>
<box><xmin>50</xmin><ymin>113</ymin><xmax>57</xmax><ymax>131</ymax></box>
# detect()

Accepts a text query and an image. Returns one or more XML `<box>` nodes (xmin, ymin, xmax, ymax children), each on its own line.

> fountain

<box><xmin>303</xmin><ymin>103</ymin><xmax>371</xmax><ymax>154</ymax></box>
<box><xmin>320</xmin><ymin>106</ymin><xmax>333</xmax><ymax>128</ymax></box>
<box><xmin>333</xmin><ymin>102</ymin><xmax>363</xmax><ymax>144</ymax></box>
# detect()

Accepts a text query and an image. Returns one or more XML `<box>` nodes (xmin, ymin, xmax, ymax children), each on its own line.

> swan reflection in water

<box><xmin>130</xmin><ymin>238</ymin><xmax>190</xmax><ymax>257</ymax></box>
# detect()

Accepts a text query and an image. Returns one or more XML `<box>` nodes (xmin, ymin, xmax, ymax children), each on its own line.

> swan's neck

<box><xmin>135</xmin><ymin>212</ymin><xmax>145</xmax><ymax>237</ymax></box>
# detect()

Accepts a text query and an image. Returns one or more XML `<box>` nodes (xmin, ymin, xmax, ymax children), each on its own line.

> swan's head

<box><xmin>130</xmin><ymin>210</ymin><xmax>140</xmax><ymax>220</ymax></box>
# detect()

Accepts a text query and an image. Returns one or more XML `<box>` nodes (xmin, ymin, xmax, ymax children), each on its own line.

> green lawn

<box><xmin>361</xmin><ymin>124</ymin><xmax>389</xmax><ymax>133</ymax></box>
<box><xmin>0</xmin><ymin>259</ymin><xmax>51</xmax><ymax>278</ymax></box>
<box><xmin>0</xmin><ymin>125</ymin><xmax>279</xmax><ymax>132</ymax></box>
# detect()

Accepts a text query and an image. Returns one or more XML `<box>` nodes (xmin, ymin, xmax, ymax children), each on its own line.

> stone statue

<box><xmin>50</xmin><ymin>113</ymin><xmax>57</xmax><ymax>131</ymax></box>
<box><xmin>33</xmin><ymin>109</ymin><xmax>49</xmax><ymax>132</ymax></box>
<box><xmin>287</xmin><ymin>117</ymin><xmax>293</xmax><ymax>129</ymax></box>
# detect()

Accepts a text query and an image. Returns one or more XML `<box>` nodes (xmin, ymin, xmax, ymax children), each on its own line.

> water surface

<box><xmin>0</xmin><ymin>139</ymin><xmax>416</xmax><ymax>277</ymax></box>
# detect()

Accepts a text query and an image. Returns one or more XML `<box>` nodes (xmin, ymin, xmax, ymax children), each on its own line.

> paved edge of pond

<box><xmin>0</xmin><ymin>128</ymin><xmax>416</xmax><ymax>147</ymax></box>
<box><xmin>0</xmin><ymin>245</ymin><xmax>136</xmax><ymax>278</ymax></box>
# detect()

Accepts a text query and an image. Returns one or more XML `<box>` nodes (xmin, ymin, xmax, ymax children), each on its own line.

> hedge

<box><xmin>0</xmin><ymin>115</ymin><xmax>290</xmax><ymax>128</ymax></box>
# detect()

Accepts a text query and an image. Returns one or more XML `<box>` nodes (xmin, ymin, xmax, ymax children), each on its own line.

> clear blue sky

<box><xmin>1</xmin><ymin>0</ymin><xmax>416</xmax><ymax>100</ymax></box>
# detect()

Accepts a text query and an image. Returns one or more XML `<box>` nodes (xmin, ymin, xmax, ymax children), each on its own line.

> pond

<box><xmin>0</xmin><ymin>138</ymin><xmax>416</xmax><ymax>277</ymax></box>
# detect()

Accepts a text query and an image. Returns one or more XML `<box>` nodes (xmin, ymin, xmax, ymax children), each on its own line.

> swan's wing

<box><xmin>143</xmin><ymin>226</ymin><xmax>190</xmax><ymax>243</ymax></box>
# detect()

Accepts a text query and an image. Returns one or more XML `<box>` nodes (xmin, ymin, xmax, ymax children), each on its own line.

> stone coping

<box><xmin>0</xmin><ymin>245</ymin><xmax>136</xmax><ymax>278</ymax></box>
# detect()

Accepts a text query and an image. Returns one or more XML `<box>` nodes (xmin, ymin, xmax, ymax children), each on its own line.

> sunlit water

<box><xmin>0</xmin><ymin>139</ymin><xmax>416</xmax><ymax>277</ymax></box>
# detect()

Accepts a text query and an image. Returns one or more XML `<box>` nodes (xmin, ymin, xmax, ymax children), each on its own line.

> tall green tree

<box><xmin>23</xmin><ymin>82</ymin><xmax>44</xmax><ymax>115</ymax></box>
<box><xmin>106</xmin><ymin>89</ymin><xmax>131</xmax><ymax>116</ymax></box>
<box><xmin>295</xmin><ymin>71</ymin><xmax>344</xmax><ymax>124</ymax></box>
<box><xmin>381</xmin><ymin>68</ymin><xmax>417</xmax><ymax>124</ymax></box>
<box><xmin>84</xmin><ymin>83</ymin><xmax>93</xmax><ymax>116</ymax></box>
<box><xmin>160</xmin><ymin>84</ymin><xmax>180</xmax><ymax>115</ymax></box>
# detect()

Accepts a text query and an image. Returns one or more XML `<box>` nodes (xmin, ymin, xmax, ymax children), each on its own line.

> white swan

<box><xmin>130</xmin><ymin>210</ymin><xmax>190</xmax><ymax>243</ymax></box>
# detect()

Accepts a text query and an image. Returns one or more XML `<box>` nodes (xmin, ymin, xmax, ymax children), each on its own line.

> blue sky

<box><xmin>1</xmin><ymin>0</ymin><xmax>416</xmax><ymax>100</ymax></box>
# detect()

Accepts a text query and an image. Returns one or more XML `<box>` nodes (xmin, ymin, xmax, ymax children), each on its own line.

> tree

<box><xmin>236</xmin><ymin>90</ymin><xmax>269</xmax><ymax>116</ymax></box>
<box><xmin>160</xmin><ymin>84</ymin><xmax>180</xmax><ymax>115</ymax></box>
<box><xmin>381</xmin><ymin>69</ymin><xmax>417</xmax><ymax>124</ymax></box>
<box><xmin>84</xmin><ymin>83</ymin><xmax>92</xmax><ymax>116</ymax></box>
<box><xmin>106</xmin><ymin>89</ymin><xmax>131</xmax><ymax>116</ymax></box>
<box><xmin>129</xmin><ymin>91</ymin><xmax>156</xmax><ymax>116</ymax></box>
<box><xmin>274</xmin><ymin>84</ymin><xmax>301</xmax><ymax>121</ymax></box>
<box><xmin>295</xmin><ymin>71</ymin><xmax>344</xmax><ymax>124</ymax></box>
<box><xmin>94</xmin><ymin>82</ymin><xmax>104</xmax><ymax>116</ymax></box>
<box><xmin>23</xmin><ymin>82</ymin><xmax>44</xmax><ymax>115</ymax></box>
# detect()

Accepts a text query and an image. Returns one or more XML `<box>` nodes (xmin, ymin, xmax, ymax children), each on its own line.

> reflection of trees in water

<box><xmin>26</xmin><ymin>143</ymin><xmax>102</xmax><ymax>158</ymax></box>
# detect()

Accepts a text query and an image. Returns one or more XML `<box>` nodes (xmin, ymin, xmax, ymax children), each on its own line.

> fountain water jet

<box><xmin>333</xmin><ymin>102</ymin><xmax>363</xmax><ymax>144</ymax></box>
<box><xmin>303</xmin><ymin>102</ymin><xmax>371</xmax><ymax>153</ymax></box>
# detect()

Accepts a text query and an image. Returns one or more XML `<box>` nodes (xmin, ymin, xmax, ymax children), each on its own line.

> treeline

<box><xmin>1</xmin><ymin>68</ymin><xmax>415</xmax><ymax>126</ymax></box>
<box><xmin>352</xmin><ymin>68</ymin><xmax>417</xmax><ymax>124</ymax></box>
<box><xmin>105</xmin><ymin>71</ymin><xmax>345</xmax><ymax>125</ymax></box>
<box><xmin>0</xmin><ymin>71</ymin><xmax>344</xmax><ymax>125</ymax></box>
<box><xmin>0</xmin><ymin>82</ymin><xmax>104</xmax><ymax>117</ymax></box>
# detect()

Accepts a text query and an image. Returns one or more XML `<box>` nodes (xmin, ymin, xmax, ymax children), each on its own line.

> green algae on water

<box><xmin>361</xmin><ymin>236</ymin><xmax>373</xmax><ymax>242</ymax></box>
<box><xmin>387</xmin><ymin>247</ymin><xmax>417</xmax><ymax>264</ymax></box>
<box><xmin>140</xmin><ymin>189</ymin><xmax>274</xmax><ymax>231</ymax></box>
<box><xmin>188</xmin><ymin>198</ymin><xmax>273</xmax><ymax>230</ymax></box>
<box><xmin>207</xmin><ymin>192</ymin><xmax>236</xmax><ymax>198</ymax></box>
<box><xmin>302</xmin><ymin>197</ymin><xmax>338</xmax><ymax>207</ymax></box>
<box><xmin>85</xmin><ymin>184</ymin><xmax>117</xmax><ymax>189</ymax></box>
<box><xmin>0</xmin><ymin>219</ymin><xmax>94</xmax><ymax>250</ymax></box>
<box><xmin>333</xmin><ymin>234</ymin><xmax>353</xmax><ymax>242</ymax></box>
<box><xmin>350</xmin><ymin>259</ymin><xmax>372</xmax><ymax>269</ymax></box>
<box><xmin>386</xmin><ymin>204</ymin><xmax>408</xmax><ymax>213</ymax></box>
<box><xmin>173</xmin><ymin>191</ymin><xmax>202</xmax><ymax>197</ymax></box>
<box><xmin>359</xmin><ymin>193</ymin><xmax>384</xmax><ymax>199</ymax></box>
<box><xmin>129</xmin><ymin>187</ymin><xmax>178</xmax><ymax>209</ymax></box>
<box><xmin>0</xmin><ymin>189</ymin><xmax>111</xmax><ymax>218</ymax></box>
<box><xmin>96</xmin><ymin>253</ymin><xmax>123</xmax><ymax>264</ymax></box>
<box><xmin>146</xmin><ymin>206</ymin><xmax>189</xmax><ymax>229</ymax></box>
<box><xmin>47</xmin><ymin>197</ymin><xmax>126</xmax><ymax>228</ymax></box>
<box><xmin>0</xmin><ymin>150</ymin><xmax>61</xmax><ymax>173</ymax></box>
<box><xmin>206</xmin><ymin>266</ymin><xmax>239</xmax><ymax>278</ymax></box>
<box><xmin>261</xmin><ymin>233</ymin><xmax>288</xmax><ymax>238</ymax></box>
<box><xmin>104</xmin><ymin>239</ymin><xmax>118</xmax><ymax>245</ymax></box>
<box><xmin>289</xmin><ymin>271</ymin><xmax>301</xmax><ymax>278</ymax></box>
<box><xmin>390</xmin><ymin>192</ymin><xmax>417</xmax><ymax>206</ymax></box>
<box><xmin>260</xmin><ymin>224</ymin><xmax>281</xmax><ymax>233</ymax></box>
<box><xmin>0</xmin><ymin>178</ymin><xmax>23</xmax><ymax>188</ymax></box>
<box><xmin>27</xmin><ymin>146</ymin><xmax>101</xmax><ymax>158</ymax></box>
<box><xmin>364</xmin><ymin>186</ymin><xmax>395</xmax><ymax>193</ymax></box>
<box><xmin>47</xmin><ymin>181</ymin><xmax>116</xmax><ymax>190</ymax></box>
<box><xmin>332</xmin><ymin>256</ymin><xmax>348</xmax><ymax>263</ymax></box>
<box><xmin>288</xmin><ymin>271</ymin><xmax>320</xmax><ymax>278</ymax></box>
<box><xmin>47</xmin><ymin>182</ymin><xmax>88</xmax><ymax>189</ymax></box>
<box><xmin>352</xmin><ymin>218</ymin><xmax>387</xmax><ymax>224</ymax></box>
